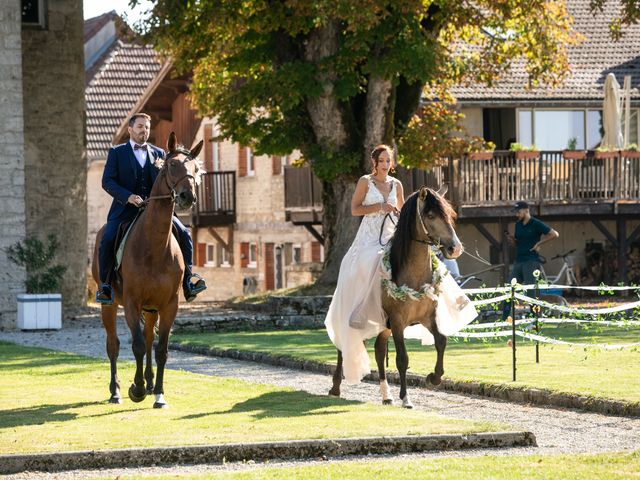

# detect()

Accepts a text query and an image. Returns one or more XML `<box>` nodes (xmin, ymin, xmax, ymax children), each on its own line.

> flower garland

<box><xmin>381</xmin><ymin>248</ymin><xmax>449</xmax><ymax>302</ymax></box>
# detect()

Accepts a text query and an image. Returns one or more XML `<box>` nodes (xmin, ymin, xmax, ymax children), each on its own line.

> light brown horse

<box><xmin>330</xmin><ymin>186</ymin><xmax>462</xmax><ymax>408</ymax></box>
<box><xmin>91</xmin><ymin>132</ymin><xmax>203</xmax><ymax>408</ymax></box>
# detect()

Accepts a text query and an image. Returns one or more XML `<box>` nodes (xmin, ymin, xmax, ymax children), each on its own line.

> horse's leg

<box><xmin>391</xmin><ymin>324</ymin><xmax>413</xmax><ymax>409</ymax></box>
<box><xmin>124</xmin><ymin>301</ymin><xmax>147</xmax><ymax>403</ymax></box>
<box><xmin>427</xmin><ymin>326</ymin><xmax>447</xmax><ymax>386</ymax></box>
<box><xmin>328</xmin><ymin>350</ymin><xmax>343</xmax><ymax>397</ymax></box>
<box><xmin>374</xmin><ymin>329</ymin><xmax>392</xmax><ymax>405</ymax></box>
<box><xmin>101</xmin><ymin>302</ymin><xmax>121</xmax><ymax>404</ymax></box>
<box><xmin>153</xmin><ymin>300</ymin><xmax>177</xmax><ymax>409</ymax></box>
<box><xmin>143</xmin><ymin>311</ymin><xmax>158</xmax><ymax>394</ymax></box>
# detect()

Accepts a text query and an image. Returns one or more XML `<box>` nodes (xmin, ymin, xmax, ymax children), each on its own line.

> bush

<box><xmin>5</xmin><ymin>235</ymin><xmax>67</xmax><ymax>294</ymax></box>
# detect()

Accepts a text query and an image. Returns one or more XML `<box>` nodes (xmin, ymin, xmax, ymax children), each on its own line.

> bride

<box><xmin>324</xmin><ymin>144</ymin><xmax>405</xmax><ymax>384</ymax></box>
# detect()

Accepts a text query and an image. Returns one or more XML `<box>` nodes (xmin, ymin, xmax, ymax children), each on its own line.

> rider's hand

<box><xmin>128</xmin><ymin>194</ymin><xmax>144</xmax><ymax>207</ymax></box>
<box><xmin>380</xmin><ymin>202</ymin><xmax>395</xmax><ymax>214</ymax></box>
<box><xmin>530</xmin><ymin>243</ymin><xmax>541</xmax><ymax>253</ymax></box>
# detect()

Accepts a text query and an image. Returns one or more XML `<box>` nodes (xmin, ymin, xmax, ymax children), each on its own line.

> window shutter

<box><xmin>196</xmin><ymin>243</ymin><xmax>207</xmax><ymax>267</ymax></box>
<box><xmin>240</xmin><ymin>242</ymin><xmax>249</xmax><ymax>268</ymax></box>
<box><xmin>311</xmin><ymin>242</ymin><xmax>322</xmax><ymax>263</ymax></box>
<box><xmin>204</xmin><ymin>124</ymin><xmax>213</xmax><ymax>172</ymax></box>
<box><xmin>272</xmin><ymin>156</ymin><xmax>281</xmax><ymax>175</ymax></box>
<box><xmin>238</xmin><ymin>146</ymin><xmax>248</xmax><ymax>177</ymax></box>
<box><xmin>265</xmin><ymin>243</ymin><xmax>275</xmax><ymax>290</ymax></box>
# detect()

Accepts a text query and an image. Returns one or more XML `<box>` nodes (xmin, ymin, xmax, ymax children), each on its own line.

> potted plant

<box><xmin>509</xmin><ymin>142</ymin><xmax>540</xmax><ymax>160</ymax></box>
<box><xmin>6</xmin><ymin>235</ymin><xmax>66</xmax><ymax>330</ymax></box>
<box><xmin>594</xmin><ymin>145</ymin><xmax>619</xmax><ymax>159</ymax></box>
<box><xmin>467</xmin><ymin>138</ymin><xmax>496</xmax><ymax>161</ymax></box>
<box><xmin>620</xmin><ymin>143</ymin><xmax>640</xmax><ymax>158</ymax></box>
<box><xmin>563</xmin><ymin>137</ymin><xmax>586</xmax><ymax>160</ymax></box>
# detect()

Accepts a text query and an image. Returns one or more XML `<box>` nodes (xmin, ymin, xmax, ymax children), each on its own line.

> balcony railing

<box><xmin>180</xmin><ymin>171</ymin><xmax>236</xmax><ymax>227</ymax></box>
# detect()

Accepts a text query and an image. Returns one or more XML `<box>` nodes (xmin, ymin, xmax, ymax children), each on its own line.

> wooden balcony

<box><xmin>178</xmin><ymin>171</ymin><xmax>236</xmax><ymax>228</ymax></box>
<box><xmin>284</xmin><ymin>165</ymin><xmax>323</xmax><ymax>225</ymax></box>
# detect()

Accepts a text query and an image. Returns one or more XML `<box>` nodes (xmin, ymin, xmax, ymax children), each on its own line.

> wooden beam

<box><xmin>627</xmin><ymin>224</ymin><xmax>640</xmax><ymax>245</ymax></box>
<box><xmin>591</xmin><ymin>219</ymin><xmax>618</xmax><ymax>247</ymax></box>
<box><xmin>208</xmin><ymin>227</ymin><xmax>231</xmax><ymax>253</ymax></box>
<box><xmin>473</xmin><ymin>223</ymin><xmax>501</xmax><ymax>250</ymax></box>
<box><xmin>304</xmin><ymin>225</ymin><xmax>324</xmax><ymax>244</ymax></box>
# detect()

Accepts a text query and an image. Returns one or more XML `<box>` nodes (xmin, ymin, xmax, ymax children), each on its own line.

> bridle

<box><xmin>144</xmin><ymin>148</ymin><xmax>197</xmax><ymax>204</ymax></box>
<box><xmin>414</xmin><ymin>195</ymin><xmax>438</xmax><ymax>246</ymax></box>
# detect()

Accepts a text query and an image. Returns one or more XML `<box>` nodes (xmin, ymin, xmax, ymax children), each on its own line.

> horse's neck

<box><xmin>141</xmin><ymin>172</ymin><xmax>174</xmax><ymax>246</ymax></box>
<box><xmin>398</xmin><ymin>240</ymin><xmax>433</xmax><ymax>288</ymax></box>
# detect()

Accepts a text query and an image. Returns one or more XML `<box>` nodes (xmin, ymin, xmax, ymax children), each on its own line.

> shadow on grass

<box><xmin>0</xmin><ymin>401</ymin><xmax>98</xmax><ymax>429</ymax></box>
<box><xmin>181</xmin><ymin>390</ymin><xmax>360</xmax><ymax>421</ymax></box>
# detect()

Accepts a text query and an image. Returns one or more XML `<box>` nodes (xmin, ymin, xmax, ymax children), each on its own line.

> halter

<box><xmin>144</xmin><ymin>148</ymin><xmax>197</xmax><ymax>204</ymax></box>
<box><xmin>414</xmin><ymin>195</ymin><xmax>437</xmax><ymax>246</ymax></box>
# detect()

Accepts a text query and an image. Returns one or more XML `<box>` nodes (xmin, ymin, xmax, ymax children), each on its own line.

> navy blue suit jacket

<box><xmin>102</xmin><ymin>142</ymin><xmax>165</xmax><ymax>221</ymax></box>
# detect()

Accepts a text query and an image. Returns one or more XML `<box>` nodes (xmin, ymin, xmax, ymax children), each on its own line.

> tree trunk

<box><xmin>316</xmin><ymin>177</ymin><xmax>360</xmax><ymax>287</ymax></box>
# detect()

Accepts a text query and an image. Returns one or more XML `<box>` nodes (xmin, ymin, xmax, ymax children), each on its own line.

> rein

<box><xmin>414</xmin><ymin>195</ymin><xmax>436</xmax><ymax>246</ymax></box>
<box><xmin>378</xmin><ymin>213</ymin><xmax>398</xmax><ymax>247</ymax></box>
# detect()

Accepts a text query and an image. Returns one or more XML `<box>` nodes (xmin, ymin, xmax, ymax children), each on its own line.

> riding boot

<box><xmin>182</xmin><ymin>267</ymin><xmax>207</xmax><ymax>302</ymax></box>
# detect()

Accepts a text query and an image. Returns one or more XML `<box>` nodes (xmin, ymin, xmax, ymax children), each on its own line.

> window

<box><xmin>247</xmin><ymin>148</ymin><xmax>255</xmax><ymax>176</ymax></box>
<box><xmin>517</xmin><ymin>109</ymin><xmax>611</xmax><ymax>151</ymax></box>
<box><xmin>218</xmin><ymin>245</ymin><xmax>231</xmax><ymax>267</ymax></box>
<box><xmin>205</xmin><ymin>244</ymin><xmax>216</xmax><ymax>267</ymax></box>
<box><xmin>22</xmin><ymin>0</ymin><xmax>46</xmax><ymax>28</ymax></box>
<box><xmin>248</xmin><ymin>242</ymin><xmax>258</xmax><ymax>268</ymax></box>
<box><xmin>292</xmin><ymin>244</ymin><xmax>302</xmax><ymax>265</ymax></box>
<box><xmin>311</xmin><ymin>241</ymin><xmax>324</xmax><ymax>263</ymax></box>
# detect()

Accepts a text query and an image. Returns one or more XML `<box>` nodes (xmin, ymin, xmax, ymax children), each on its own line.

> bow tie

<box><xmin>133</xmin><ymin>143</ymin><xmax>147</xmax><ymax>150</ymax></box>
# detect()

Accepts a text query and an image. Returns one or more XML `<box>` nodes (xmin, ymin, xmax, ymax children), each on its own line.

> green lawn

<box><xmin>171</xmin><ymin>323</ymin><xmax>640</xmax><ymax>403</ymax></box>
<box><xmin>0</xmin><ymin>342</ymin><xmax>504</xmax><ymax>455</ymax></box>
<box><xmin>112</xmin><ymin>451</ymin><xmax>640</xmax><ymax>480</ymax></box>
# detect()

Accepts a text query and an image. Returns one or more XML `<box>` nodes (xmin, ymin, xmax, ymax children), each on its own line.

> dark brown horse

<box><xmin>91</xmin><ymin>132</ymin><xmax>203</xmax><ymax>408</ymax></box>
<box><xmin>330</xmin><ymin>186</ymin><xmax>462</xmax><ymax>408</ymax></box>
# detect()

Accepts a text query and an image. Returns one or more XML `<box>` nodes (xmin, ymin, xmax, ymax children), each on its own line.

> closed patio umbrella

<box><xmin>602</xmin><ymin>73</ymin><xmax>623</xmax><ymax>148</ymax></box>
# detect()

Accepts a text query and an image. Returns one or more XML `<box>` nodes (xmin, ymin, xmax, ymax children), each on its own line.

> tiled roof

<box><xmin>84</xmin><ymin>10</ymin><xmax>117</xmax><ymax>42</ymax></box>
<box><xmin>452</xmin><ymin>0</ymin><xmax>640</xmax><ymax>103</ymax></box>
<box><xmin>85</xmin><ymin>41</ymin><xmax>163</xmax><ymax>160</ymax></box>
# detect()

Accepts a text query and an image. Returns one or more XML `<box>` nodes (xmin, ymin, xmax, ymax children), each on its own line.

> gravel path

<box><xmin>1</xmin><ymin>314</ymin><xmax>639</xmax><ymax>479</ymax></box>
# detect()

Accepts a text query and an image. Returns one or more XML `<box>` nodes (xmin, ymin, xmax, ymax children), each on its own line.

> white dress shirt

<box><xmin>130</xmin><ymin>140</ymin><xmax>148</xmax><ymax>168</ymax></box>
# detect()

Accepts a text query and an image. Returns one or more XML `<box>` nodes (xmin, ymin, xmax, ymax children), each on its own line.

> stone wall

<box><xmin>0</xmin><ymin>1</ymin><xmax>26</xmax><ymax>330</ymax></box>
<box><xmin>21</xmin><ymin>0</ymin><xmax>87</xmax><ymax>307</ymax></box>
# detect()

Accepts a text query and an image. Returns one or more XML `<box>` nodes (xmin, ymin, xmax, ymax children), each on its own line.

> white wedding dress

<box><xmin>324</xmin><ymin>176</ymin><xmax>396</xmax><ymax>384</ymax></box>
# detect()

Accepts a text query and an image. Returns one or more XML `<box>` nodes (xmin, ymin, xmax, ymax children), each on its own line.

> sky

<box><xmin>83</xmin><ymin>0</ymin><xmax>153</xmax><ymax>25</ymax></box>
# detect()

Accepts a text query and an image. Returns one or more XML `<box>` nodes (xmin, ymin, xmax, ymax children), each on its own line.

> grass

<box><xmin>0</xmin><ymin>342</ymin><xmax>505</xmax><ymax>455</ymax></box>
<box><xmin>171</xmin><ymin>323</ymin><xmax>640</xmax><ymax>403</ymax></box>
<box><xmin>108</xmin><ymin>451</ymin><xmax>640</xmax><ymax>479</ymax></box>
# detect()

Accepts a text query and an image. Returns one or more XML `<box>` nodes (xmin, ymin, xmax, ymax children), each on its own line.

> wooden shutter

<box><xmin>311</xmin><ymin>241</ymin><xmax>322</xmax><ymax>263</ymax></box>
<box><xmin>238</xmin><ymin>146</ymin><xmax>248</xmax><ymax>177</ymax></box>
<box><xmin>196</xmin><ymin>243</ymin><xmax>207</xmax><ymax>267</ymax></box>
<box><xmin>272</xmin><ymin>156</ymin><xmax>281</xmax><ymax>175</ymax></box>
<box><xmin>204</xmin><ymin>124</ymin><xmax>213</xmax><ymax>172</ymax></box>
<box><xmin>240</xmin><ymin>242</ymin><xmax>249</xmax><ymax>268</ymax></box>
<box><xmin>265</xmin><ymin>243</ymin><xmax>275</xmax><ymax>290</ymax></box>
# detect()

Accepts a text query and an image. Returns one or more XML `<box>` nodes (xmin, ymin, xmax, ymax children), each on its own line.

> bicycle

<box><xmin>539</xmin><ymin>249</ymin><xmax>579</xmax><ymax>286</ymax></box>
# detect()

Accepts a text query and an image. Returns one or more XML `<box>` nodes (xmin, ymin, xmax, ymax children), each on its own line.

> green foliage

<box><xmin>509</xmin><ymin>143</ymin><xmax>538</xmax><ymax>152</ymax></box>
<box><xmin>567</xmin><ymin>137</ymin><xmax>578</xmax><ymax>150</ymax></box>
<box><xmin>624</xmin><ymin>143</ymin><xmax>639</xmax><ymax>151</ymax></box>
<box><xmin>5</xmin><ymin>235</ymin><xmax>66</xmax><ymax>293</ymax></box>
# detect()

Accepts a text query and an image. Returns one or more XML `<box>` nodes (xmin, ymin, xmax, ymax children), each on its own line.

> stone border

<box><xmin>0</xmin><ymin>432</ymin><xmax>535</xmax><ymax>474</ymax></box>
<box><xmin>169</xmin><ymin>343</ymin><xmax>640</xmax><ymax>418</ymax></box>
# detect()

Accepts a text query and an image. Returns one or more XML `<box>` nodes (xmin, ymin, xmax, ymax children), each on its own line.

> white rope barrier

<box><xmin>537</xmin><ymin>317</ymin><xmax>640</xmax><ymax>327</ymax></box>
<box><xmin>463</xmin><ymin>284</ymin><xmax>640</xmax><ymax>295</ymax></box>
<box><xmin>514</xmin><ymin>293</ymin><xmax>640</xmax><ymax>315</ymax></box>
<box><xmin>470</xmin><ymin>293</ymin><xmax>512</xmax><ymax>307</ymax></box>
<box><xmin>515</xmin><ymin>331</ymin><xmax>640</xmax><ymax>350</ymax></box>
<box><xmin>463</xmin><ymin>319</ymin><xmax>533</xmax><ymax>330</ymax></box>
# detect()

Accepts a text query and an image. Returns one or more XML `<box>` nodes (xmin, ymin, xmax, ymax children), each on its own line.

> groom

<box><xmin>96</xmin><ymin>112</ymin><xmax>206</xmax><ymax>304</ymax></box>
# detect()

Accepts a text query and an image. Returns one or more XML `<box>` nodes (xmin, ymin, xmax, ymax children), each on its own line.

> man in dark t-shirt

<box><xmin>503</xmin><ymin>201</ymin><xmax>559</xmax><ymax>318</ymax></box>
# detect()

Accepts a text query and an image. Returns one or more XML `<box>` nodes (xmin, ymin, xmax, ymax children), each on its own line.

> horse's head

<box><xmin>416</xmin><ymin>185</ymin><xmax>462</xmax><ymax>259</ymax></box>
<box><xmin>162</xmin><ymin>132</ymin><xmax>204</xmax><ymax>210</ymax></box>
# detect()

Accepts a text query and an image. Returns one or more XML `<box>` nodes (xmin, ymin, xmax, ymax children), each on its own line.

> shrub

<box><xmin>5</xmin><ymin>235</ymin><xmax>67</xmax><ymax>294</ymax></box>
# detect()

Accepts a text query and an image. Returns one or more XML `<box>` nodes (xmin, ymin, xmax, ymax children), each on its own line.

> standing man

<box><xmin>503</xmin><ymin>201</ymin><xmax>559</xmax><ymax>318</ymax></box>
<box><xmin>96</xmin><ymin>113</ymin><xmax>206</xmax><ymax>304</ymax></box>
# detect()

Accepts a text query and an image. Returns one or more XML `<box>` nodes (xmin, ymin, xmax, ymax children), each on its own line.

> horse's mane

<box><xmin>389</xmin><ymin>188</ymin><xmax>456</xmax><ymax>283</ymax></box>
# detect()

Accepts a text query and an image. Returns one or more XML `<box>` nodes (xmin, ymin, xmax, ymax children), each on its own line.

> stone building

<box><xmin>0</xmin><ymin>0</ymin><xmax>86</xmax><ymax>329</ymax></box>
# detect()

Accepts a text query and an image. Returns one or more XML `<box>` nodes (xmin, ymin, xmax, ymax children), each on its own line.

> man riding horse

<box><xmin>96</xmin><ymin>112</ymin><xmax>206</xmax><ymax>304</ymax></box>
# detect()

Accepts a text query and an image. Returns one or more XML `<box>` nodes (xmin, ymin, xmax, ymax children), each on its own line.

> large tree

<box><xmin>136</xmin><ymin>0</ymin><xmax>579</xmax><ymax>285</ymax></box>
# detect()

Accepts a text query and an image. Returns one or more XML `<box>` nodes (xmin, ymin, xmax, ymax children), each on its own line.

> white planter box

<box><xmin>17</xmin><ymin>294</ymin><xmax>62</xmax><ymax>330</ymax></box>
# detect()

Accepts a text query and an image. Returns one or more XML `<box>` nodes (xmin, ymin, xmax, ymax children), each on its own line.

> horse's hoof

<box><xmin>328</xmin><ymin>388</ymin><xmax>340</xmax><ymax>397</ymax></box>
<box><xmin>426</xmin><ymin>373</ymin><xmax>442</xmax><ymax>386</ymax></box>
<box><xmin>109</xmin><ymin>395</ymin><xmax>122</xmax><ymax>404</ymax></box>
<box><xmin>382</xmin><ymin>399</ymin><xmax>393</xmax><ymax>405</ymax></box>
<box><xmin>128</xmin><ymin>384</ymin><xmax>147</xmax><ymax>403</ymax></box>
<box><xmin>401</xmin><ymin>396</ymin><xmax>414</xmax><ymax>409</ymax></box>
<box><xmin>153</xmin><ymin>402</ymin><xmax>168</xmax><ymax>409</ymax></box>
